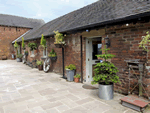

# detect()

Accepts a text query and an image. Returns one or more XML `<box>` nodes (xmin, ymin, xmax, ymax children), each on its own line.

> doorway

<box><xmin>86</xmin><ymin>37</ymin><xmax>102</xmax><ymax>82</ymax></box>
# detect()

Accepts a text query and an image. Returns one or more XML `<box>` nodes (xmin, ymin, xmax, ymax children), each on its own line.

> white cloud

<box><xmin>0</xmin><ymin>0</ymin><xmax>98</xmax><ymax>22</ymax></box>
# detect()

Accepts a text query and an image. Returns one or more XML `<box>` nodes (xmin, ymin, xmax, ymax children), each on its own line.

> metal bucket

<box><xmin>16</xmin><ymin>58</ymin><xmax>22</xmax><ymax>62</ymax></box>
<box><xmin>12</xmin><ymin>54</ymin><xmax>14</xmax><ymax>59</ymax></box>
<box><xmin>66</xmin><ymin>70</ymin><xmax>75</xmax><ymax>81</ymax></box>
<box><xmin>98</xmin><ymin>83</ymin><xmax>114</xmax><ymax>100</ymax></box>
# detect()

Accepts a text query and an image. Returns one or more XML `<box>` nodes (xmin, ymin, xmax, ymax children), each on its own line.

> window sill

<box><xmin>41</xmin><ymin>56</ymin><xmax>47</xmax><ymax>60</ymax></box>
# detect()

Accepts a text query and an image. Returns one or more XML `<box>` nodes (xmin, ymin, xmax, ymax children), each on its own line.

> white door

<box><xmin>86</xmin><ymin>37</ymin><xmax>102</xmax><ymax>82</ymax></box>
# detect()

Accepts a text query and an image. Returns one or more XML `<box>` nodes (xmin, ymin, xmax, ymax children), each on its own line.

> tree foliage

<box><xmin>54</xmin><ymin>31</ymin><xmax>65</xmax><ymax>44</ymax></box>
<box><xmin>28</xmin><ymin>42</ymin><xmax>37</xmax><ymax>51</ymax></box>
<box><xmin>40</xmin><ymin>34</ymin><xmax>46</xmax><ymax>48</ymax></box>
<box><xmin>91</xmin><ymin>45</ymin><xmax>120</xmax><ymax>85</ymax></box>
<box><xmin>139</xmin><ymin>31</ymin><xmax>150</xmax><ymax>52</ymax></box>
<box><xmin>22</xmin><ymin>37</ymin><xmax>25</xmax><ymax>50</ymax></box>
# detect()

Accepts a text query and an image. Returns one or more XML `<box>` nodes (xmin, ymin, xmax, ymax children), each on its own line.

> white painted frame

<box><xmin>86</xmin><ymin>36</ymin><xmax>102</xmax><ymax>82</ymax></box>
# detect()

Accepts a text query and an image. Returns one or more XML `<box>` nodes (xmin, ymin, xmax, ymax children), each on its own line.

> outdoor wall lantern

<box><xmin>86</xmin><ymin>29</ymin><xmax>89</xmax><ymax>32</ymax></box>
<box><xmin>105</xmin><ymin>36</ymin><xmax>110</xmax><ymax>48</ymax></box>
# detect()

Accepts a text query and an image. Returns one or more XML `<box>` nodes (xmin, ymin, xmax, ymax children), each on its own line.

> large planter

<box><xmin>38</xmin><ymin>65</ymin><xmax>43</xmax><ymax>71</ymax></box>
<box><xmin>98</xmin><ymin>82</ymin><xmax>113</xmax><ymax>100</ymax></box>
<box><xmin>50</xmin><ymin>56</ymin><xmax>57</xmax><ymax>61</ymax></box>
<box><xmin>66</xmin><ymin>69</ymin><xmax>75</xmax><ymax>81</ymax></box>
<box><xmin>54</xmin><ymin>44</ymin><xmax>64</xmax><ymax>48</ymax></box>
<box><xmin>16</xmin><ymin>58</ymin><xmax>22</xmax><ymax>62</ymax></box>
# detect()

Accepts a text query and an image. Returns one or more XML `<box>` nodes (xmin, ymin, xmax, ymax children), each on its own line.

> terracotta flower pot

<box><xmin>38</xmin><ymin>65</ymin><xmax>43</xmax><ymax>71</ymax></box>
<box><xmin>74</xmin><ymin>77</ymin><xmax>80</xmax><ymax>83</ymax></box>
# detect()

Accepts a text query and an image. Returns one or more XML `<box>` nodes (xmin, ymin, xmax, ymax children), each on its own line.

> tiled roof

<box><xmin>0</xmin><ymin>14</ymin><xmax>45</xmax><ymax>28</ymax></box>
<box><xmin>17</xmin><ymin>0</ymin><xmax>150</xmax><ymax>41</ymax></box>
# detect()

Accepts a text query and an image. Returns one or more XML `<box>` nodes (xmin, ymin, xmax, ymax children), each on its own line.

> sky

<box><xmin>0</xmin><ymin>0</ymin><xmax>98</xmax><ymax>23</ymax></box>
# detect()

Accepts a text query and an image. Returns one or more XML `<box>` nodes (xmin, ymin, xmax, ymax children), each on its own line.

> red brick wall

<box><xmin>0</xmin><ymin>25</ymin><xmax>30</xmax><ymax>59</ymax></box>
<box><xmin>101</xmin><ymin>21</ymin><xmax>150</xmax><ymax>96</ymax></box>
<box><xmin>23</xmin><ymin>20</ymin><xmax>150</xmax><ymax>96</ymax></box>
<box><xmin>24</xmin><ymin>34</ymin><xmax>86</xmax><ymax>77</ymax></box>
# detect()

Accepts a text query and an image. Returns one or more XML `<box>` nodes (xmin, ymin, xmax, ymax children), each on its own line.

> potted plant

<box><xmin>36</xmin><ymin>60</ymin><xmax>43</xmax><ymax>71</ymax></box>
<box><xmin>48</xmin><ymin>49</ymin><xmax>57</xmax><ymax>61</ymax></box>
<box><xmin>22</xmin><ymin>37</ymin><xmax>26</xmax><ymax>50</ymax></box>
<box><xmin>91</xmin><ymin>45</ymin><xmax>120</xmax><ymax>100</ymax></box>
<box><xmin>65</xmin><ymin>64</ymin><xmax>76</xmax><ymax>81</ymax></box>
<box><xmin>39</xmin><ymin>34</ymin><xmax>46</xmax><ymax>51</ymax></box>
<box><xmin>25</xmin><ymin>51</ymin><xmax>28</xmax><ymax>56</ymax></box>
<box><xmin>28</xmin><ymin>42</ymin><xmax>37</xmax><ymax>55</ymax></box>
<box><xmin>54</xmin><ymin>30</ymin><xmax>66</xmax><ymax>48</ymax></box>
<box><xmin>14</xmin><ymin>41</ymin><xmax>19</xmax><ymax>55</ymax></box>
<box><xmin>74</xmin><ymin>74</ymin><xmax>81</xmax><ymax>83</ymax></box>
<box><xmin>16</xmin><ymin>54</ymin><xmax>23</xmax><ymax>62</ymax></box>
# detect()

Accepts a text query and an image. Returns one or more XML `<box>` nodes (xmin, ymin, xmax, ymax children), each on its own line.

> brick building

<box><xmin>0</xmin><ymin>14</ymin><xmax>45</xmax><ymax>59</ymax></box>
<box><xmin>11</xmin><ymin>1</ymin><xmax>150</xmax><ymax>96</ymax></box>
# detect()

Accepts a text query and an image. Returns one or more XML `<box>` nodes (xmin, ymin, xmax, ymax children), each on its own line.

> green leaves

<box><xmin>65</xmin><ymin>64</ymin><xmax>76</xmax><ymax>70</ymax></box>
<box><xmin>22</xmin><ymin>37</ymin><xmax>25</xmax><ymax>50</ymax></box>
<box><xmin>91</xmin><ymin>45</ymin><xmax>120</xmax><ymax>85</ymax></box>
<box><xmin>48</xmin><ymin>49</ymin><xmax>57</xmax><ymax>57</ymax></box>
<box><xmin>28</xmin><ymin>42</ymin><xmax>37</xmax><ymax>51</ymax></box>
<box><xmin>36</xmin><ymin>60</ymin><xmax>43</xmax><ymax>65</ymax></box>
<box><xmin>40</xmin><ymin>34</ymin><xmax>46</xmax><ymax>48</ymax></box>
<box><xmin>139</xmin><ymin>31</ymin><xmax>150</xmax><ymax>52</ymax></box>
<box><xmin>54</xmin><ymin>31</ymin><xmax>65</xmax><ymax>44</ymax></box>
<box><xmin>14</xmin><ymin>41</ymin><xmax>19</xmax><ymax>49</ymax></box>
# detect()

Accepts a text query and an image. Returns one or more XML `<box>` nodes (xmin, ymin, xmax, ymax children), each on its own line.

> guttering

<box><xmin>80</xmin><ymin>36</ymin><xmax>83</xmax><ymax>83</ymax></box>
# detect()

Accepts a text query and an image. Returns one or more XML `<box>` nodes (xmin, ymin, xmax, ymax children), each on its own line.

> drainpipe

<box><xmin>80</xmin><ymin>36</ymin><xmax>83</xmax><ymax>83</ymax></box>
<box><xmin>62</xmin><ymin>46</ymin><xmax>66</xmax><ymax>79</ymax></box>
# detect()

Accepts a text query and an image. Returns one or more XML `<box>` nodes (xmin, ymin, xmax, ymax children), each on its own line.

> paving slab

<box><xmin>0</xmin><ymin>60</ymin><xmax>146</xmax><ymax>113</ymax></box>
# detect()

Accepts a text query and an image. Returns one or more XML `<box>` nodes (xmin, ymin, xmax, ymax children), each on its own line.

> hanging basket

<box><xmin>54</xmin><ymin>44</ymin><xmax>64</xmax><ymax>48</ymax></box>
<box><xmin>49</xmin><ymin>56</ymin><xmax>57</xmax><ymax>61</ymax></box>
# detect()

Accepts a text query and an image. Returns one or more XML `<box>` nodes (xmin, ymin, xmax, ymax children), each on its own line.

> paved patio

<box><xmin>0</xmin><ymin>60</ymin><xmax>149</xmax><ymax>113</ymax></box>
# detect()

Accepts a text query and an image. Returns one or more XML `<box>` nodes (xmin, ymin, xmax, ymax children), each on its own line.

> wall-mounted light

<box><xmin>126</xmin><ymin>23</ymin><xmax>129</xmax><ymax>26</ymax></box>
<box><xmin>105</xmin><ymin>36</ymin><xmax>110</xmax><ymax>48</ymax></box>
<box><xmin>86</xmin><ymin>29</ymin><xmax>89</xmax><ymax>32</ymax></box>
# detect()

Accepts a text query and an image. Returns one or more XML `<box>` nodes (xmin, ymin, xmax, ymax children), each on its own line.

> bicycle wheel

<box><xmin>43</xmin><ymin>57</ymin><xmax>51</xmax><ymax>73</ymax></box>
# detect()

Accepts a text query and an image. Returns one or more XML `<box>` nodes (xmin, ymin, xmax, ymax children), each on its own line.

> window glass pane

<box><xmin>92</xmin><ymin>43</ymin><xmax>102</xmax><ymax>60</ymax></box>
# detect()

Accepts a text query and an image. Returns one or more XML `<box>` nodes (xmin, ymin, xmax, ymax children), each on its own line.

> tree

<box><xmin>40</xmin><ymin>34</ymin><xmax>46</xmax><ymax>48</ymax></box>
<box><xmin>22</xmin><ymin>37</ymin><xmax>25</xmax><ymax>50</ymax></box>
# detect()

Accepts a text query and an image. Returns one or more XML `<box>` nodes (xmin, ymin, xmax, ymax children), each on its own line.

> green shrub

<box><xmin>28</xmin><ymin>42</ymin><xmax>37</xmax><ymax>51</ymax></box>
<box><xmin>91</xmin><ymin>45</ymin><xmax>120</xmax><ymax>85</ymax></box>
<box><xmin>25</xmin><ymin>51</ymin><xmax>28</xmax><ymax>54</ymax></box>
<box><xmin>40</xmin><ymin>34</ymin><xmax>46</xmax><ymax>48</ymax></box>
<box><xmin>65</xmin><ymin>64</ymin><xmax>76</xmax><ymax>70</ymax></box>
<box><xmin>36</xmin><ymin>60</ymin><xmax>43</xmax><ymax>66</ymax></box>
<box><xmin>54</xmin><ymin>30</ymin><xmax>65</xmax><ymax>44</ymax></box>
<box><xmin>74</xmin><ymin>74</ymin><xmax>81</xmax><ymax>78</ymax></box>
<box><xmin>22</xmin><ymin>37</ymin><xmax>25</xmax><ymax>50</ymax></box>
<box><xmin>14</xmin><ymin>41</ymin><xmax>19</xmax><ymax>49</ymax></box>
<box><xmin>16</xmin><ymin>54</ymin><xmax>23</xmax><ymax>58</ymax></box>
<box><xmin>48</xmin><ymin>49</ymin><xmax>57</xmax><ymax>57</ymax></box>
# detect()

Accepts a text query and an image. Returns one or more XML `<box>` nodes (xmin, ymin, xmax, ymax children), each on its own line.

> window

<box><xmin>92</xmin><ymin>38</ymin><xmax>102</xmax><ymax>60</ymax></box>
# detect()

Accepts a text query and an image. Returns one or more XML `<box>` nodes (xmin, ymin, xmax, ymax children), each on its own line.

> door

<box><xmin>86</xmin><ymin>37</ymin><xmax>102</xmax><ymax>82</ymax></box>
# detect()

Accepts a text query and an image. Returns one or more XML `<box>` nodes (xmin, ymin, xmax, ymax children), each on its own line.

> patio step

<box><xmin>120</xmin><ymin>95</ymin><xmax>149</xmax><ymax>112</ymax></box>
